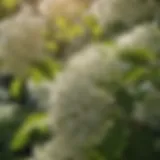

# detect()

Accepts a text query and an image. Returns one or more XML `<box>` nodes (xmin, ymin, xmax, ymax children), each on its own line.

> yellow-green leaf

<box><xmin>30</xmin><ymin>68</ymin><xmax>45</xmax><ymax>84</ymax></box>
<box><xmin>1</xmin><ymin>0</ymin><xmax>18</xmax><ymax>9</ymax></box>
<box><xmin>9</xmin><ymin>78</ymin><xmax>23</xmax><ymax>98</ymax></box>
<box><xmin>11</xmin><ymin>112</ymin><xmax>48</xmax><ymax>151</ymax></box>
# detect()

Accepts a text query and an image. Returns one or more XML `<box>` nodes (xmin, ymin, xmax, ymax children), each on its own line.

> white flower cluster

<box><xmin>24</xmin><ymin>1</ymin><xmax>160</xmax><ymax>160</ymax></box>
<box><xmin>0</xmin><ymin>0</ymin><xmax>159</xmax><ymax>77</ymax></box>
<box><xmin>0</xmin><ymin>1</ymin><xmax>160</xmax><ymax>159</ymax></box>
<box><xmin>0</xmin><ymin>2</ymin><xmax>46</xmax><ymax>76</ymax></box>
<box><xmin>31</xmin><ymin>22</ymin><xmax>160</xmax><ymax>159</ymax></box>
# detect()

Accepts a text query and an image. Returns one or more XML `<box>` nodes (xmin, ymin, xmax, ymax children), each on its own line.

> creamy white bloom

<box><xmin>31</xmin><ymin>23</ymin><xmax>160</xmax><ymax>160</ymax></box>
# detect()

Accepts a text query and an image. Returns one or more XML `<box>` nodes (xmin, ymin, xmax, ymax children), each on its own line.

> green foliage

<box><xmin>77</xmin><ymin>46</ymin><xmax>160</xmax><ymax>160</ymax></box>
<box><xmin>30</xmin><ymin>58</ymin><xmax>61</xmax><ymax>81</ymax></box>
<box><xmin>121</xmin><ymin>48</ymin><xmax>156</xmax><ymax>66</ymax></box>
<box><xmin>97</xmin><ymin>120</ymin><xmax>130</xmax><ymax>160</ymax></box>
<box><xmin>11</xmin><ymin>112</ymin><xmax>49</xmax><ymax>151</ymax></box>
<box><xmin>8</xmin><ymin>57</ymin><xmax>61</xmax><ymax>102</ymax></box>
<box><xmin>83</xmin><ymin>15</ymin><xmax>103</xmax><ymax>39</ymax></box>
<box><xmin>120</xmin><ymin>48</ymin><xmax>159</xmax><ymax>98</ymax></box>
<box><xmin>1</xmin><ymin>0</ymin><xmax>19</xmax><ymax>10</ymax></box>
<box><xmin>45</xmin><ymin>15</ymin><xmax>103</xmax><ymax>58</ymax></box>
<box><xmin>0</xmin><ymin>2</ymin><xmax>159</xmax><ymax>160</ymax></box>
<box><xmin>9</xmin><ymin>77</ymin><xmax>24</xmax><ymax>99</ymax></box>
<box><xmin>0</xmin><ymin>106</ymin><xmax>33</xmax><ymax>159</ymax></box>
<box><xmin>123</xmin><ymin>123</ymin><xmax>157</xmax><ymax>160</ymax></box>
<box><xmin>102</xmin><ymin>47</ymin><xmax>160</xmax><ymax>160</ymax></box>
<box><xmin>0</xmin><ymin>0</ymin><xmax>20</xmax><ymax>19</ymax></box>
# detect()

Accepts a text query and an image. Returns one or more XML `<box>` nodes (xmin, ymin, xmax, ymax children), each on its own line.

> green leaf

<box><xmin>68</xmin><ymin>24</ymin><xmax>85</xmax><ymax>40</ymax></box>
<box><xmin>55</xmin><ymin>16</ymin><xmax>69</xmax><ymax>30</ymax></box>
<box><xmin>30</xmin><ymin>68</ymin><xmax>46</xmax><ymax>84</ymax></box>
<box><xmin>97</xmin><ymin>120</ymin><xmax>130</xmax><ymax>160</ymax></box>
<box><xmin>1</xmin><ymin>0</ymin><xmax>18</xmax><ymax>9</ymax></box>
<box><xmin>9</xmin><ymin>78</ymin><xmax>23</xmax><ymax>99</ymax></box>
<box><xmin>91</xmin><ymin>25</ymin><xmax>103</xmax><ymax>39</ymax></box>
<box><xmin>45</xmin><ymin>41</ymin><xmax>59</xmax><ymax>52</ymax></box>
<box><xmin>88</xmin><ymin>149</ymin><xmax>105</xmax><ymax>160</ymax></box>
<box><xmin>10</xmin><ymin>112</ymin><xmax>48</xmax><ymax>151</ymax></box>
<box><xmin>121</xmin><ymin>48</ymin><xmax>156</xmax><ymax>65</ymax></box>
<box><xmin>31</xmin><ymin>58</ymin><xmax>61</xmax><ymax>80</ymax></box>
<box><xmin>123</xmin><ymin>67</ymin><xmax>148</xmax><ymax>85</ymax></box>
<box><xmin>83</xmin><ymin>15</ymin><xmax>98</xmax><ymax>27</ymax></box>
